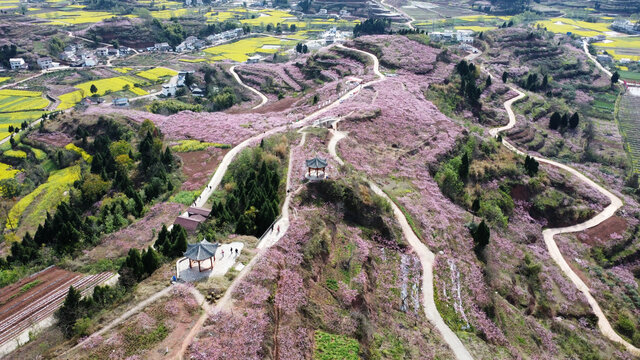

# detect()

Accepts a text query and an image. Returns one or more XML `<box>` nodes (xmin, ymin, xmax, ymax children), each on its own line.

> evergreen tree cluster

<box><xmin>211</xmin><ymin>150</ymin><xmax>281</xmax><ymax>237</ymax></box>
<box><xmin>455</xmin><ymin>60</ymin><xmax>482</xmax><ymax>106</ymax></box>
<box><xmin>56</xmin><ymin>283</ymin><xmax>125</xmax><ymax>338</ymax></box>
<box><xmin>524</xmin><ymin>155</ymin><xmax>539</xmax><ymax>176</ymax></box>
<box><xmin>295</xmin><ymin>42</ymin><xmax>309</xmax><ymax>54</ymax></box>
<box><xmin>548</xmin><ymin>111</ymin><xmax>579</xmax><ymax>130</ymax></box>
<box><xmin>353</xmin><ymin>18</ymin><xmax>390</xmax><ymax>37</ymax></box>
<box><xmin>154</xmin><ymin>224</ymin><xmax>188</xmax><ymax>258</ymax></box>
<box><xmin>520</xmin><ymin>72</ymin><xmax>548</xmax><ymax>91</ymax></box>
<box><xmin>118</xmin><ymin>246</ymin><xmax>161</xmax><ymax>287</ymax></box>
<box><xmin>5</xmin><ymin>118</ymin><xmax>177</xmax><ymax>267</ymax></box>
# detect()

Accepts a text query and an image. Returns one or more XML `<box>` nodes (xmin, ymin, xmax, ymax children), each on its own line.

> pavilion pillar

<box><xmin>189</xmin><ymin>260</ymin><xmax>192</xmax><ymax>269</ymax></box>
<box><xmin>210</xmin><ymin>257</ymin><xmax>213</xmax><ymax>268</ymax></box>
<box><xmin>198</xmin><ymin>260</ymin><xmax>201</xmax><ymax>272</ymax></box>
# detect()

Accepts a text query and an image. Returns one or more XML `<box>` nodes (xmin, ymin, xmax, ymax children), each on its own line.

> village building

<box><xmin>95</xmin><ymin>47</ymin><xmax>109</xmax><ymax>57</ymax></box>
<box><xmin>36</xmin><ymin>57</ymin><xmax>54</xmax><ymax>69</ymax></box>
<box><xmin>173</xmin><ymin>206</ymin><xmax>211</xmax><ymax>232</ymax></box>
<box><xmin>113</xmin><ymin>98</ymin><xmax>129</xmax><ymax>107</ymax></box>
<box><xmin>9</xmin><ymin>58</ymin><xmax>27</xmax><ymax>70</ymax></box>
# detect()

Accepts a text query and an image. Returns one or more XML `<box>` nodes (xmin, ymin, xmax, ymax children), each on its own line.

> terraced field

<box><xmin>0</xmin><ymin>266</ymin><xmax>114</xmax><ymax>353</ymax></box>
<box><xmin>618</xmin><ymin>93</ymin><xmax>640</xmax><ymax>173</ymax></box>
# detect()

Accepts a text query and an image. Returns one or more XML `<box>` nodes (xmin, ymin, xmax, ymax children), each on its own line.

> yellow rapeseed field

<box><xmin>0</xmin><ymin>96</ymin><xmax>49</xmax><ymax>112</ymax></box>
<box><xmin>136</xmin><ymin>67</ymin><xmax>178</xmax><ymax>81</ymax></box>
<box><xmin>6</xmin><ymin>165</ymin><xmax>80</xmax><ymax>230</ymax></box>
<box><xmin>204</xmin><ymin>36</ymin><xmax>295</xmax><ymax>62</ymax></box>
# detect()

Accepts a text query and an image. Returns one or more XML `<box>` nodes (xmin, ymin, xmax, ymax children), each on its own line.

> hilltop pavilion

<box><xmin>183</xmin><ymin>239</ymin><xmax>220</xmax><ymax>272</ymax></box>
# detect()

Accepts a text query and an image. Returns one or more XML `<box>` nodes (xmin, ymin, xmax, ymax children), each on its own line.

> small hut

<box><xmin>183</xmin><ymin>239</ymin><xmax>220</xmax><ymax>272</ymax></box>
<box><xmin>305</xmin><ymin>156</ymin><xmax>327</xmax><ymax>178</ymax></box>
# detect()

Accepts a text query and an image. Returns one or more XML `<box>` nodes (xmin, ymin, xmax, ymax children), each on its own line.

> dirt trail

<box><xmin>493</xmin><ymin>85</ymin><xmax>640</xmax><ymax>356</ymax></box>
<box><xmin>328</xmin><ymin>121</ymin><xmax>473</xmax><ymax>360</ymax></box>
<box><xmin>229</xmin><ymin>65</ymin><xmax>269</xmax><ymax>110</ymax></box>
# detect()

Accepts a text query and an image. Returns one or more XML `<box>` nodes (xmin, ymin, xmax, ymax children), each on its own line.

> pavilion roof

<box><xmin>183</xmin><ymin>239</ymin><xmax>220</xmax><ymax>261</ymax></box>
<box><xmin>305</xmin><ymin>156</ymin><xmax>327</xmax><ymax>169</ymax></box>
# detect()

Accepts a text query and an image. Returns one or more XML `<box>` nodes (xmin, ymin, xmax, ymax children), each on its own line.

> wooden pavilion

<box><xmin>183</xmin><ymin>239</ymin><xmax>220</xmax><ymax>272</ymax></box>
<box><xmin>305</xmin><ymin>156</ymin><xmax>327</xmax><ymax>177</ymax></box>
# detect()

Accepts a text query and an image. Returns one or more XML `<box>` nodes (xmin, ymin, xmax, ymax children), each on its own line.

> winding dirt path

<box><xmin>229</xmin><ymin>65</ymin><xmax>269</xmax><ymax>110</ymax></box>
<box><xmin>328</xmin><ymin>122</ymin><xmax>473</xmax><ymax>360</ymax></box>
<box><xmin>493</xmin><ymin>86</ymin><xmax>639</xmax><ymax>356</ymax></box>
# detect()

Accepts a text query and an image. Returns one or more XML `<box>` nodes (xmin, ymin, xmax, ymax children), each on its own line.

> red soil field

<box><xmin>0</xmin><ymin>266</ymin><xmax>113</xmax><ymax>347</ymax></box>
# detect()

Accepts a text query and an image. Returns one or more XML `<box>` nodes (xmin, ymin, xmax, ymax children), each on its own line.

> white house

<box><xmin>620</xmin><ymin>58</ymin><xmax>631</xmax><ymax>64</ymax></box>
<box><xmin>83</xmin><ymin>57</ymin><xmax>97</xmax><ymax>67</ymax></box>
<box><xmin>456</xmin><ymin>29</ymin><xmax>474</xmax><ymax>43</ymax></box>
<box><xmin>318</xmin><ymin>8</ymin><xmax>327</xmax><ymax>14</ymax></box>
<box><xmin>37</xmin><ymin>57</ymin><xmax>54</xmax><ymax>69</ymax></box>
<box><xmin>611</xmin><ymin>19</ymin><xmax>638</xmax><ymax>34</ymax></box>
<box><xmin>9</xmin><ymin>58</ymin><xmax>27</xmax><ymax>70</ymax></box>
<box><xmin>95</xmin><ymin>47</ymin><xmax>109</xmax><ymax>57</ymax></box>
<box><xmin>162</xmin><ymin>83</ymin><xmax>177</xmax><ymax>96</ymax></box>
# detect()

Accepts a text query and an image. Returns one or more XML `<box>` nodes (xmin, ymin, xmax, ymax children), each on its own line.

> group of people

<box><xmin>221</xmin><ymin>247</ymin><xmax>239</xmax><ymax>258</ymax></box>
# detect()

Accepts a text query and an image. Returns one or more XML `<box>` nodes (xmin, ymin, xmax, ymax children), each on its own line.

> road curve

<box><xmin>192</xmin><ymin>44</ymin><xmax>385</xmax><ymax>210</ymax></box>
<box><xmin>493</xmin><ymin>86</ymin><xmax>639</xmax><ymax>356</ymax></box>
<box><xmin>328</xmin><ymin>122</ymin><xmax>473</xmax><ymax>360</ymax></box>
<box><xmin>229</xmin><ymin>65</ymin><xmax>269</xmax><ymax>110</ymax></box>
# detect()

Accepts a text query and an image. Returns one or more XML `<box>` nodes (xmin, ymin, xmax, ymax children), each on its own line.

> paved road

<box><xmin>493</xmin><ymin>86</ymin><xmax>640</xmax><ymax>356</ymax></box>
<box><xmin>229</xmin><ymin>65</ymin><xmax>268</xmax><ymax>110</ymax></box>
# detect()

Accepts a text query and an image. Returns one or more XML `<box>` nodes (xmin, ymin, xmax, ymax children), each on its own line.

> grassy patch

<box><xmin>314</xmin><ymin>330</ymin><xmax>360</xmax><ymax>360</ymax></box>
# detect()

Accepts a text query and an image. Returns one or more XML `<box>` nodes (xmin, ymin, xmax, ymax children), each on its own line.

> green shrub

<box><xmin>148</xmin><ymin>99</ymin><xmax>202</xmax><ymax>115</ymax></box>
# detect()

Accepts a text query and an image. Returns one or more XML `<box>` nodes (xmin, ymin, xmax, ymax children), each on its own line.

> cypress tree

<box><xmin>142</xmin><ymin>246</ymin><xmax>160</xmax><ymax>276</ymax></box>
<box><xmin>560</xmin><ymin>113</ymin><xmax>569</xmax><ymax>128</ymax></box>
<box><xmin>459</xmin><ymin>152</ymin><xmax>470</xmax><ymax>180</ymax></box>
<box><xmin>171</xmin><ymin>226</ymin><xmax>188</xmax><ymax>258</ymax></box>
<box><xmin>56</xmin><ymin>286</ymin><xmax>82</xmax><ymax>338</ymax></box>
<box><xmin>472</xmin><ymin>220</ymin><xmax>490</xmax><ymax>257</ymax></box>
<box><xmin>549</xmin><ymin>112</ymin><xmax>561</xmax><ymax>130</ymax></box>
<box><xmin>569</xmin><ymin>112</ymin><xmax>579</xmax><ymax>129</ymax></box>
<box><xmin>472</xmin><ymin>198</ymin><xmax>481</xmax><ymax>213</ymax></box>
<box><xmin>155</xmin><ymin>224</ymin><xmax>168</xmax><ymax>253</ymax></box>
